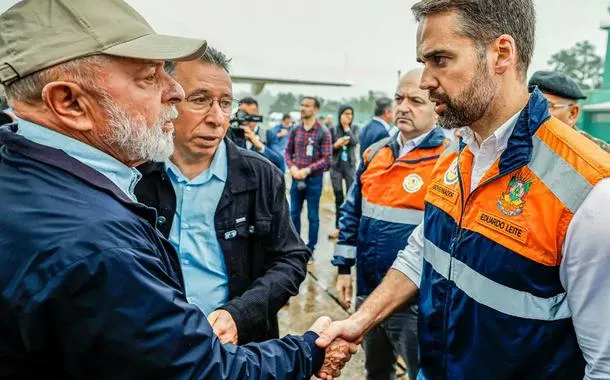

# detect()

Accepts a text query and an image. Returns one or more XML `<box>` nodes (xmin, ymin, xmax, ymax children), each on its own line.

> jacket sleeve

<box><xmin>47</xmin><ymin>246</ymin><xmax>323</xmax><ymax>379</ymax></box>
<box><xmin>331</xmin><ymin>162</ymin><xmax>365</xmax><ymax>274</ymax></box>
<box><xmin>266</xmin><ymin>128</ymin><xmax>276</xmax><ymax>150</ymax></box>
<box><xmin>220</xmin><ymin>174</ymin><xmax>310</xmax><ymax>344</ymax></box>
<box><xmin>347</xmin><ymin>125</ymin><xmax>360</xmax><ymax>147</ymax></box>
<box><xmin>260</xmin><ymin>144</ymin><xmax>286</xmax><ymax>172</ymax></box>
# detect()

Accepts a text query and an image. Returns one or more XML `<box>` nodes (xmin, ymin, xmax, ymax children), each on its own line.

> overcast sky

<box><xmin>2</xmin><ymin>0</ymin><xmax>610</xmax><ymax>98</ymax></box>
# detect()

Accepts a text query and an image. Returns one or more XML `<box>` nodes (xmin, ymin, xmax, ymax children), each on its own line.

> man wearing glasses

<box><xmin>529</xmin><ymin>70</ymin><xmax>610</xmax><ymax>152</ymax></box>
<box><xmin>135</xmin><ymin>46</ymin><xmax>310</xmax><ymax>346</ymax></box>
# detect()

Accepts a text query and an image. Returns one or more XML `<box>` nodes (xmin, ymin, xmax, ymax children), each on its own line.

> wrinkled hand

<box><xmin>335</xmin><ymin>274</ymin><xmax>353</xmax><ymax>310</ymax></box>
<box><xmin>308</xmin><ymin>317</ymin><xmax>358</xmax><ymax>380</ymax></box>
<box><xmin>208</xmin><ymin>309</ymin><xmax>238</xmax><ymax>345</ymax></box>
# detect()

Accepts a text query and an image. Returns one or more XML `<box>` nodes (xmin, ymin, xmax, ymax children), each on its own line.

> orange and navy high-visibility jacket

<box><xmin>332</xmin><ymin>127</ymin><xmax>448</xmax><ymax>295</ymax></box>
<box><xmin>418</xmin><ymin>89</ymin><xmax>610</xmax><ymax>379</ymax></box>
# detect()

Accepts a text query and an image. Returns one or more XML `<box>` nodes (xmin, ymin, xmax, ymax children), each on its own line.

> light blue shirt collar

<box><xmin>165</xmin><ymin>140</ymin><xmax>228</xmax><ymax>185</ymax></box>
<box><xmin>16</xmin><ymin>118</ymin><xmax>142</xmax><ymax>201</ymax></box>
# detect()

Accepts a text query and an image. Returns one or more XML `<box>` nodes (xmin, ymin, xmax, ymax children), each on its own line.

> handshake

<box><xmin>308</xmin><ymin>315</ymin><xmax>366</xmax><ymax>379</ymax></box>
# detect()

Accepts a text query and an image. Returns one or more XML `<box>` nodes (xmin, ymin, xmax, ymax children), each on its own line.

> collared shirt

<box><xmin>396</xmin><ymin>129</ymin><xmax>434</xmax><ymax>158</ymax></box>
<box><xmin>16</xmin><ymin>118</ymin><xmax>141</xmax><ymax>201</ymax></box>
<box><xmin>459</xmin><ymin>111</ymin><xmax>521</xmax><ymax>190</ymax></box>
<box><xmin>165</xmin><ymin>141</ymin><xmax>229</xmax><ymax>315</ymax></box>
<box><xmin>393</xmin><ymin>111</ymin><xmax>610</xmax><ymax>378</ymax></box>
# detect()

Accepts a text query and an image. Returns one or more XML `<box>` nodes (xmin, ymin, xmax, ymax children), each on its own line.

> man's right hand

<box><xmin>335</xmin><ymin>274</ymin><xmax>353</xmax><ymax>310</ymax></box>
<box><xmin>308</xmin><ymin>317</ymin><xmax>358</xmax><ymax>380</ymax></box>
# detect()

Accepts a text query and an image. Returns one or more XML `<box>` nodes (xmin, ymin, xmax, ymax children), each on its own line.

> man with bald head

<box><xmin>332</xmin><ymin>69</ymin><xmax>447</xmax><ymax>380</ymax></box>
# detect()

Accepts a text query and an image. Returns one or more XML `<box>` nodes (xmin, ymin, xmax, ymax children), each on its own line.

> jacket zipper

<box><xmin>441</xmin><ymin>149</ymin><xmax>526</xmax><ymax>376</ymax></box>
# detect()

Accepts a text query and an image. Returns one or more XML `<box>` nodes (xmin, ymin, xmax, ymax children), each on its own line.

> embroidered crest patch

<box><xmin>403</xmin><ymin>174</ymin><xmax>424</xmax><ymax>193</ymax></box>
<box><xmin>444</xmin><ymin>157</ymin><xmax>459</xmax><ymax>185</ymax></box>
<box><xmin>497</xmin><ymin>173</ymin><xmax>534</xmax><ymax>216</ymax></box>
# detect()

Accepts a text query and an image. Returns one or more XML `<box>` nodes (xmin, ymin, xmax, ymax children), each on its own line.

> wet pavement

<box><xmin>279</xmin><ymin>180</ymin><xmax>407</xmax><ymax>379</ymax></box>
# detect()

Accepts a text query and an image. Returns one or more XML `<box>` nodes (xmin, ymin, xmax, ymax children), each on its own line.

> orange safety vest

<box><xmin>418</xmin><ymin>89</ymin><xmax>610</xmax><ymax>379</ymax></box>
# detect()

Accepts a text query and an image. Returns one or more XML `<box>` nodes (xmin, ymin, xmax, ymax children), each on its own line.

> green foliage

<box><xmin>547</xmin><ymin>40</ymin><xmax>604</xmax><ymax>90</ymax></box>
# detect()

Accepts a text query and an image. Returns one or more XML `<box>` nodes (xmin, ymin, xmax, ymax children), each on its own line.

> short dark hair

<box><xmin>282</xmin><ymin>113</ymin><xmax>291</xmax><ymax>121</ymax></box>
<box><xmin>239</xmin><ymin>97</ymin><xmax>259</xmax><ymax>108</ymax></box>
<box><xmin>165</xmin><ymin>45</ymin><xmax>232</xmax><ymax>75</ymax></box>
<box><xmin>374</xmin><ymin>97</ymin><xmax>393</xmax><ymax>116</ymax></box>
<box><xmin>302</xmin><ymin>96</ymin><xmax>320</xmax><ymax>109</ymax></box>
<box><xmin>411</xmin><ymin>0</ymin><xmax>535</xmax><ymax>77</ymax></box>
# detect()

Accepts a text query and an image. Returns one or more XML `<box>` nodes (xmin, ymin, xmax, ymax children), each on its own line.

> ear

<box><xmin>40</xmin><ymin>81</ymin><xmax>97</xmax><ymax>132</ymax></box>
<box><xmin>569</xmin><ymin>104</ymin><xmax>581</xmax><ymax>125</ymax></box>
<box><xmin>492</xmin><ymin>34</ymin><xmax>517</xmax><ymax>76</ymax></box>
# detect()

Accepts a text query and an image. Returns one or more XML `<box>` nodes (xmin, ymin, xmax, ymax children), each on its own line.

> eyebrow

<box><xmin>187</xmin><ymin>88</ymin><xmax>232</xmax><ymax>98</ymax></box>
<box><xmin>417</xmin><ymin>49</ymin><xmax>449</xmax><ymax>63</ymax></box>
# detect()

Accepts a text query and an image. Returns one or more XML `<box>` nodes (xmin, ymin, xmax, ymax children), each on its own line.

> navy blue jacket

<box><xmin>266</xmin><ymin>124</ymin><xmax>292</xmax><ymax>156</ymax></box>
<box><xmin>359</xmin><ymin>118</ymin><xmax>390</xmax><ymax>158</ymax></box>
<box><xmin>0</xmin><ymin>124</ymin><xmax>322</xmax><ymax>379</ymax></box>
<box><xmin>227</xmin><ymin>127</ymin><xmax>285</xmax><ymax>171</ymax></box>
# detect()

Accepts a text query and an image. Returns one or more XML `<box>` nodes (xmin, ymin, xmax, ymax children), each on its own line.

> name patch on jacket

<box><xmin>476</xmin><ymin>210</ymin><xmax>527</xmax><ymax>243</ymax></box>
<box><xmin>429</xmin><ymin>181</ymin><xmax>458</xmax><ymax>204</ymax></box>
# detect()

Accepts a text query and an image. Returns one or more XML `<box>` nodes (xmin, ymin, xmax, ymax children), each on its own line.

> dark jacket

<box><xmin>331</xmin><ymin>105</ymin><xmax>360</xmax><ymax>168</ymax></box>
<box><xmin>135</xmin><ymin>138</ymin><xmax>310</xmax><ymax>344</ymax></box>
<box><xmin>226</xmin><ymin>126</ymin><xmax>285</xmax><ymax>171</ymax></box>
<box><xmin>359</xmin><ymin>118</ymin><xmax>391</xmax><ymax>158</ymax></box>
<box><xmin>0</xmin><ymin>124</ymin><xmax>323</xmax><ymax>379</ymax></box>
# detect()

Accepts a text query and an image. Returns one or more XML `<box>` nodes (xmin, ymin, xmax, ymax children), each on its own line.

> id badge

<box><xmin>306</xmin><ymin>143</ymin><xmax>314</xmax><ymax>157</ymax></box>
<box><xmin>341</xmin><ymin>149</ymin><xmax>348</xmax><ymax>161</ymax></box>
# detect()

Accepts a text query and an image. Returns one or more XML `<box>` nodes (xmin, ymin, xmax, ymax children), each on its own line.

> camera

<box><xmin>230</xmin><ymin>109</ymin><xmax>263</xmax><ymax>129</ymax></box>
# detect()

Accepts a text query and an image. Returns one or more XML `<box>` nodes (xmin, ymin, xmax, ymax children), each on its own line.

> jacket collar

<box><xmin>498</xmin><ymin>88</ymin><xmax>551</xmax><ymax>174</ymax></box>
<box><xmin>138</xmin><ymin>138</ymin><xmax>258</xmax><ymax>194</ymax></box>
<box><xmin>0</xmin><ymin>123</ymin><xmax>158</xmax><ymax>225</ymax></box>
<box><xmin>387</xmin><ymin>126</ymin><xmax>447</xmax><ymax>159</ymax></box>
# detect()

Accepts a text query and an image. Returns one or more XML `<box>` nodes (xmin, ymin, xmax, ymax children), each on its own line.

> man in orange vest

<box><xmin>317</xmin><ymin>0</ymin><xmax>610</xmax><ymax>379</ymax></box>
<box><xmin>332</xmin><ymin>68</ymin><xmax>447</xmax><ymax>380</ymax></box>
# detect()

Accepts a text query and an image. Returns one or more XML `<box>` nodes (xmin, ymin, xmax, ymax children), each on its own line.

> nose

<box><xmin>163</xmin><ymin>74</ymin><xmax>185</xmax><ymax>105</ymax></box>
<box><xmin>419</xmin><ymin>67</ymin><xmax>438</xmax><ymax>91</ymax></box>
<box><xmin>204</xmin><ymin>100</ymin><xmax>226</xmax><ymax>128</ymax></box>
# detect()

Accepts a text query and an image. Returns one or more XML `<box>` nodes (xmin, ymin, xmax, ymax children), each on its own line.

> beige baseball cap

<box><xmin>0</xmin><ymin>0</ymin><xmax>207</xmax><ymax>85</ymax></box>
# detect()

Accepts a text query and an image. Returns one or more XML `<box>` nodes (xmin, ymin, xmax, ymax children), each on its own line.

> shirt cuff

<box><xmin>302</xmin><ymin>331</ymin><xmax>325</xmax><ymax>374</ymax></box>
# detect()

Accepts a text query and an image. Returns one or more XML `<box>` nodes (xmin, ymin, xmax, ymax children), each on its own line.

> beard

<box><xmin>431</xmin><ymin>59</ymin><xmax>497</xmax><ymax>130</ymax></box>
<box><xmin>100</xmin><ymin>96</ymin><xmax>177</xmax><ymax>163</ymax></box>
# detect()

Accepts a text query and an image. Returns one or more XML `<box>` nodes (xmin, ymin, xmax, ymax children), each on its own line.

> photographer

<box><xmin>227</xmin><ymin>97</ymin><xmax>285</xmax><ymax>171</ymax></box>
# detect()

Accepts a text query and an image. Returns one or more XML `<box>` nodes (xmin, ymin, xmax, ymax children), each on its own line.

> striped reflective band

<box><xmin>362</xmin><ymin>199</ymin><xmax>424</xmax><ymax>225</ymax></box>
<box><xmin>423</xmin><ymin>239</ymin><xmax>571</xmax><ymax>321</ymax></box>
<box><xmin>529</xmin><ymin>135</ymin><xmax>592</xmax><ymax>214</ymax></box>
<box><xmin>334</xmin><ymin>244</ymin><xmax>357</xmax><ymax>259</ymax></box>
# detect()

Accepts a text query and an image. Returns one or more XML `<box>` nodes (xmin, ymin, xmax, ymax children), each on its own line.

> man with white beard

<box><xmin>0</xmin><ymin>0</ymin><xmax>357</xmax><ymax>378</ymax></box>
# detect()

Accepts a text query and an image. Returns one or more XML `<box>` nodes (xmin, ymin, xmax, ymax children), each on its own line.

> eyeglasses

<box><xmin>183</xmin><ymin>95</ymin><xmax>238</xmax><ymax>114</ymax></box>
<box><xmin>548</xmin><ymin>101</ymin><xmax>575</xmax><ymax>110</ymax></box>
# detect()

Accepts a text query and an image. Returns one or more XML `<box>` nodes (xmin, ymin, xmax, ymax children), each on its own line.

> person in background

<box><xmin>135</xmin><ymin>47</ymin><xmax>308</xmax><ymax>346</ymax></box>
<box><xmin>284</xmin><ymin>97</ymin><xmax>332</xmax><ymax>256</ymax></box>
<box><xmin>332</xmin><ymin>69</ymin><xmax>446</xmax><ymax>380</ymax></box>
<box><xmin>226</xmin><ymin>96</ymin><xmax>285</xmax><ymax>170</ymax></box>
<box><xmin>325</xmin><ymin>114</ymin><xmax>335</xmax><ymax>129</ymax></box>
<box><xmin>328</xmin><ymin>105</ymin><xmax>359</xmax><ymax>239</ymax></box>
<box><xmin>266</xmin><ymin>112</ymin><xmax>293</xmax><ymax>158</ymax></box>
<box><xmin>359</xmin><ymin>97</ymin><xmax>394</xmax><ymax>157</ymax></box>
<box><xmin>528</xmin><ymin>70</ymin><xmax>610</xmax><ymax>153</ymax></box>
